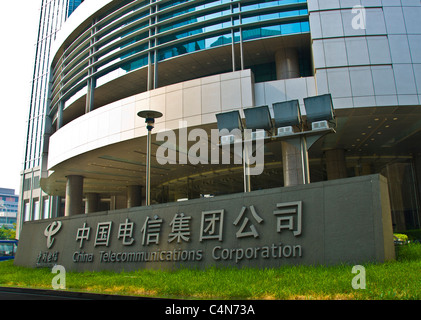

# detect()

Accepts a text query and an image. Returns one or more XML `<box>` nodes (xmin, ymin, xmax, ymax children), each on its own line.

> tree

<box><xmin>0</xmin><ymin>224</ymin><xmax>16</xmax><ymax>240</ymax></box>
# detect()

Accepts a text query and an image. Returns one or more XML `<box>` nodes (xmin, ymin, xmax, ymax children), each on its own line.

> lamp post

<box><xmin>137</xmin><ymin>110</ymin><xmax>163</xmax><ymax>206</ymax></box>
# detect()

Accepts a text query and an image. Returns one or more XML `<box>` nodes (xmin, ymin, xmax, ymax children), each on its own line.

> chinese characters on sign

<box><xmin>169</xmin><ymin>213</ymin><xmax>192</xmax><ymax>243</ymax></box>
<box><xmin>273</xmin><ymin>201</ymin><xmax>302</xmax><ymax>237</ymax></box>
<box><xmin>95</xmin><ymin>222</ymin><xmax>112</xmax><ymax>247</ymax></box>
<box><xmin>233</xmin><ymin>206</ymin><xmax>264</xmax><ymax>239</ymax></box>
<box><xmin>76</xmin><ymin>223</ymin><xmax>90</xmax><ymax>248</ymax></box>
<box><xmin>141</xmin><ymin>216</ymin><xmax>163</xmax><ymax>245</ymax></box>
<box><xmin>73</xmin><ymin>201</ymin><xmax>303</xmax><ymax>249</ymax></box>
<box><xmin>119</xmin><ymin>219</ymin><xmax>135</xmax><ymax>246</ymax></box>
<box><xmin>200</xmin><ymin>210</ymin><xmax>224</xmax><ymax>242</ymax></box>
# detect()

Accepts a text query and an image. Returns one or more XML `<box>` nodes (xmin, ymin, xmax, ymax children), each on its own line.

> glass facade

<box><xmin>67</xmin><ymin>0</ymin><xmax>84</xmax><ymax>17</ymax></box>
<box><xmin>19</xmin><ymin>0</ymin><xmax>85</xmax><ymax>229</ymax></box>
<box><xmin>24</xmin><ymin>0</ymin><xmax>84</xmax><ymax>170</ymax></box>
<box><xmin>24</xmin><ymin>0</ymin><xmax>66</xmax><ymax>170</ymax></box>
<box><xmin>49</xmin><ymin>0</ymin><xmax>309</xmax><ymax>126</ymax></box>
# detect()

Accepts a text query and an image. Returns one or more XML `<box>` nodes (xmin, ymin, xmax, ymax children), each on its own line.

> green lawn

<box><xmin>1</xmin><ymin>244</ymin><xmax>420</xmax><ymax>300</ymax></box>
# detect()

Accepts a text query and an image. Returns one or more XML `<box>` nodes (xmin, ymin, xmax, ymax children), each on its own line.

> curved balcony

<box><xmin>49</xmin><ymin>0</ymin><xmax>309</xmax><ymax>130</ymax></box>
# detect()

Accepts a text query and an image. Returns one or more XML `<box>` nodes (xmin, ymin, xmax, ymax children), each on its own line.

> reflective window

<box><xmin>49</xmin><ymin>0</ymin><xmax>310</xmax><ymax>128</ymax></box>
<box><xmin>158</xmin><ymin>31</ymin><xmax>233</xmax><ymax>61</ymax></box>
<box><xmin>67</xmin><ymin>0</ymin><xmax>84</xmax><ymax>17</ymax></box>
<box><xmin>159</xmin><ymin>0</ymin><xmax>231</xmax><ymax>18</ymax></box>
<box><xmin>25</xmin><ymin>0</ymin><xmax>69</xmax><ymax>170</ymax></box>
<box><xmin>242</xmin><ymin>0</ymin><xmax>307</xmax><ymax>12</ymax></box>
<box><xmin>43</xmin><ymin>197</ymin><xmax>50</xmax><ymax>220</ymax></box>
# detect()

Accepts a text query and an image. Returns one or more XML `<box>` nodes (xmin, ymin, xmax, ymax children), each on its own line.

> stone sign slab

<box><xmin>14</xmin><ymin>174</ymin><xmax>395</xmax><ymax>271</ymax></box>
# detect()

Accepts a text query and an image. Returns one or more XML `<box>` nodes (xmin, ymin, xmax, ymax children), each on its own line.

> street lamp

<box><xmin>137</xmin><ymin>110</ymin><xmax>163</xmax><ymax>206</ymax></box>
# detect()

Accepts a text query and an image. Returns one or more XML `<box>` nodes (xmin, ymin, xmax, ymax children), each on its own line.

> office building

<box><xmin>18</xmin><ymin>0</ymin><xmax>421</xmax><ymax>237</ymax></box>
<box><xmin>18</xmin><ymin>0</ymin><xmax>84</xmax><ymax>231</ymax></box>
<box><xmin>0</xmin><ymin>188</ymin><xmax>18</xmax><ymax>228</ymax></box>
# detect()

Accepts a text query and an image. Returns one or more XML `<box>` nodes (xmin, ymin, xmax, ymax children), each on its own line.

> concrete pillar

<box><xmin>85</xmin><ymin>193</ymin><xmax>99</xmax><ymax>214</ymax></box>
<box><xmin>57</xmin><ymin>100</ymin><xmax>64</xmax><ymax>130</ymax></box>
<box><xmin>113</xmin><ymin>195</ymin><xmax>127</xmax><ymax>210</ymax></box>
<box><xmin>381</xmin><ymin>163</ymin><xmax>407</xmax><ymax>231</ymax></box>
<box><xmin>356</xmin><ymin>162</ymin><xmax>373</xmax><ymax>176</ymax></box>
<box><xmin>65</xmin><ymin>175</ymin><xmax>84</xmax><ymax>216</ymax></box>
<box><xmin>127</xmin><ymin>185</ymin><xmax>142</xmax><ymax>208</ymax></box>
<box><xmin>412</xmin><ymin>155</ymin><xmax>421</xmax><ymax>229</ymax></box>
<box><xmin>85</xmin><ymin>78</ymin><xmax>96</xmax><ymax>113</ymax></box>
<box><xmin>282</xmin><ymin>141</ymin><xmax>304</xmax><ymax>186</ymax></box>
<box><xmin>275</xmin><ymin>48</ymin><xmax>300</xmax><ymax>80</ymax></box>
<box><xmin>159</xmin><ymin>185</ymin><xmax>170</xmax><ymax>203</ymax></box>
<box><xmin>325</xmin><ymin>149</ymin><xmax>347</xmax><ymax>180</ymax></box>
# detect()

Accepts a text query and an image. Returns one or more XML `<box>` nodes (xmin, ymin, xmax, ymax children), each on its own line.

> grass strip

<box><xmin>1</xmin><ymin>244</ymin><xmax>420</xmax><ymax>300</ymax></box>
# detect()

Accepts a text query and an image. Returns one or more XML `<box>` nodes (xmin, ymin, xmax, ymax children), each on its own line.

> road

<box><xmin>0</xmin><ymin>286</ymin><xmax>150</xmax><ymax>300</ymax></box>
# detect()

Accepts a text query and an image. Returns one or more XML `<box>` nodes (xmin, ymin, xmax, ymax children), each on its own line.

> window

<box><xmin>33</xmin><ymin>199</ymin><xmax>40</xmax><ymax>221</ymax></box>
<box><xmin>67</xmin><ymin>0</ymin><xmax>84</xmax><ymax>17</ymax></box>
<box><xmin>43</xmin><ymin>197</ymin><xmax>50</xmax><ymax>220</ymax></box>
<box><xmin>23</xmin><ymin>202</ymin><xmax>30</xmax><ymax>222</ymax></box>
<box><xmin>0</xmin><ymin>243</ymin><xmax>15</xmax><ymax>257</ymax></box>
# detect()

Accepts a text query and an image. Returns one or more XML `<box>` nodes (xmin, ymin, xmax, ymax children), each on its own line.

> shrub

<box><xmin>394</xmin><ymin>233</ymin><xmax>408</xmax><ymax>244</ymax></box>
<box><xmin>402</xmin><ymin>229</ymin><xmax>421</xmax><ymax>241</ymax></box>
<box><xmin>396</xmin><ymin>243</ymin><xmax>421</xmax><ymax>261</ymax></box>
<box><xmin>394</xmin><ymin>233</ymin><xmax>408</xmax><ymax>241</ymax></box>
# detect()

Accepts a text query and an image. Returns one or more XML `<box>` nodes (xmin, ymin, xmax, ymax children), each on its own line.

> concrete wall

<box><xmin>48</xmin><ymin>70</ymin><xmax>254</xmax><ymax>169</ymax></box>
<box><xmin>15</xmin><ymin>174</ymin><xmax>395</xmax><ymax>272</ymax></box>
<box><xmin>308</xmin><ymin>0</ymin><xmax>421</xmax><ymax>109</ymax></box>
<box><xmin>48</xmin><ymin>70</ymin><xmax>317</xmax><ymax>170</ymax></box>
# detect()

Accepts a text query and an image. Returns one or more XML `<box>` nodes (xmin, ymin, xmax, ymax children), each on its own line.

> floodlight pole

<box><xmin>300</xmin><ymin>136</ymin><xmax>310</xmax><ymax>184</ymax></box>
<box><xmin>243</xmin><ymin>142</ymin><xmax>251</xmax><ymax>193</ymax></box>
<box><xmin>280</xmin><ymin>128</ymin><xmax>334</xmax><ymax>185</ymax></box>
<box><xmin>137</xmin><ymin>110</ymin><xmax>163</xmax><ymax>206</ymax></box>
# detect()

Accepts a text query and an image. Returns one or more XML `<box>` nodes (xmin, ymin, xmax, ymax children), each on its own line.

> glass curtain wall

<box><xmin>24</xmin><ymin>0</ymin><xmax>83</xmax><ymax>170</ymax></box>
<box><xmin>20</xmin><ymin>0</ymin><xmax>84</xmax><ymax>227</ymax></box>
<box><xmin>67</xmin><ymin>0</ymin><xmax>84</xmax><ymax>17</ymax></box>
<box><xmin>49</xmin><ymin>0</ymin><xmax>310</xmax><ymax>122</ymax></box>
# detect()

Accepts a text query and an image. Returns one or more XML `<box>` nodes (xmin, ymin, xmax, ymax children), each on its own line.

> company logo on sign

<box><xmin>44</xmin><ymin>221</ymin><xmax>62</xmax><ymax>249</ymax></box>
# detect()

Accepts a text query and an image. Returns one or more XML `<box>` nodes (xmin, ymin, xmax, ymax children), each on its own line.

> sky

<box><xmin>0</xmin><ymin>1</ymin><xmax>42</xmax><ymax>193</ymax></box>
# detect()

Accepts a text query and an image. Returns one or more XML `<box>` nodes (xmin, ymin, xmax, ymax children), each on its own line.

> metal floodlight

<box><xmin>272</xmin><ymin>100</ymin><xmax>302</xmax><ymax>128</ymax></box>
<box><xmin>303</xmin><ymin>94</ymin><xmax>335</xmax><ymax>124</ymax></box>
<box><xmin>243</xmin><ymin>105</ymin><xmax>273</xmax><ymax>132</ymax></box>
<box><xmin>216</xmin><ymin>110</ymin><xmax>243</xmax><ymax>134</ymax></box>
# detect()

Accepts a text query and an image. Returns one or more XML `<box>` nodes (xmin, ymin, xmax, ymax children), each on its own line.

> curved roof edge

<box><xmin>50</xmin><ymin>0</ymin><xmax>113</xmax><ymax>64</ymax></box>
